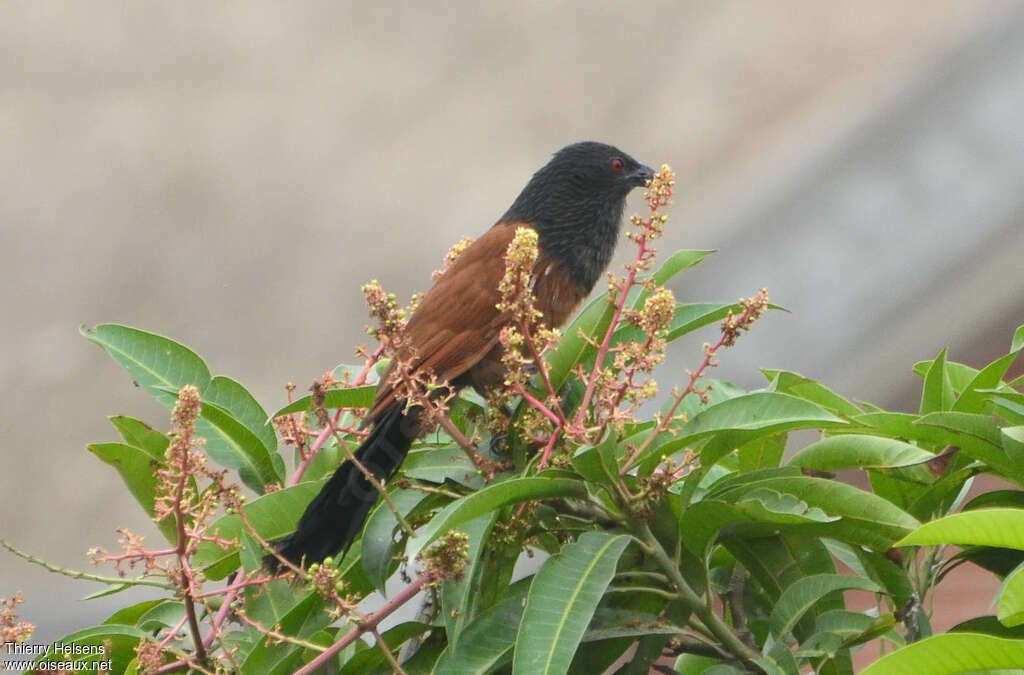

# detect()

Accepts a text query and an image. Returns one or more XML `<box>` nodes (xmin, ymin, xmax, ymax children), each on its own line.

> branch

<box><xmin>289</xmin><ymin>408</ymin><xmax>343</xmax><ymax>486</ymax></box>
<box><xmin>572</xmin><ymin>236</ymin><xmax>650</xmax><ymax>433</ymax></box>
<box><xmin>288</xmin><ymin>345</ymin><xmax>383</xmax><ymax>486</ymax></box>
<box><xmin>636</xmin><ymin>524</ymin><xmax>761</xmax><ymax>667</ymax></box>
<box><xmin>293</xmin><ymin>572</ymin><xmax>430</xmax><ymax>675</ymax></box>
<box><xmin>606</xmin><ymin>585</ymin><xmax>680</xmax><ymax>601</ymax></box>
<box><xmin>370</xmin><ymin>627</ymin><xmax>406</xmax><ymax>675</ymax></box>
<box><xmin>170</xmin><ymin>419</ymin><xmax>207</xmax><ymax>664</ymax></box>
<box><xmin>620</xmin><ymin>290</ymin><xmax>768</xmax><ymax>474</ymax></box>
<box><xmin>0</xmin><ymin>539</ymin><xmax>175</xmax><ymax>590</ymax></box>
<box><xmin>727</xmin><ymin>563</ymin><xmax>757</xmax><ymax>651</ymax></box>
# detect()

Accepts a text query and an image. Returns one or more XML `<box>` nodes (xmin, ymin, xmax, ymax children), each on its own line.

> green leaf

<box><xmin>103</xmin><ymin>599</ymin><xmax>165</xmax><ymax>625</ymax></box>
<box><xmin>681</xmin><ymin>489</ymin><xmax>839</xmax><ymax>556</ymax></box>
<box><xmin>897</xmin><ymin>508</ymin><xmax>1024</xmax><ymax>550</ymax></box>
<box><xmin>513</xmin><ymin>532</ymin><xmax>631</xmax><ymax>675</ymax></box>
<box><xmin>581</xmin><ymin>608</ymin><xmax>683</xmax><ymax>642</ymax></box>
<box><xmin>546</xmin><ymin>293</ymin><xmax>616</xmax><ymax>391</ymax></box>
<box><xmin>913</xmin><ymin>359</ymin><xmax>981</xmax><ymax>394</ymax></box>
<box><xmin>813</xmin><ymin>608</ymin><xmax>877</xmax><ymax>638</ymax></box>
<box><xmin>664</xmin><ymin>303</ymin><xmax>745</xmax><ymax>342</ymax></box>
<box><xmin>402</xmin><ymin>446</ymin><xmax>484</xmax><ymax>489</ymax></box>
<box><xmin>650</xmin><ymin>249</ymin><xmax>715</xmax><ymax>288</ymax></box>
<box><xmin>136</xmin><ymin>601</ymin><xmax>185</xmax><ymax>631</ymax></box>
<box><xmin>82</xmin><ymin>324</ymin><xmax>211</xmax><ymax>400</ymax></box>
<box><xmin>199</xmin><ymin>399</ymin><xmax>283</xmax><ymax>490</ymax></box>
<box><xmin>680</xmin><ymin>392</ymin><xmax>846</xmax><ymax>439</ymax></box>
<box><xmin>952</xmin><ymin>615</ymin><xmax>1024</xmax><ymax>639</ymax></box>
<box><xmin>728</xmin><ymin>534</ymin><xmax>840</xmax><ymax>638</ymax></box>
<box><xmin>853</xmin><ymin>547</ymin><xmax>915</xmax><ymax>609</ymax></box>
<box><xmin>983</xmin><ymin>390</ymin><xmax>1024</xmax><ymax>425</ymax></box>
<box><xmin>571</xmin><ymin>430</ymin><xmax>620</xmax><ymax>487</ymax></box>
<box><xmin>242</xmin><ymin>588</ymin><xmax>332</xmax><ymax>675</ymax></box>
<box><xmin>203</xmin><ymin>375</ymin><xmax>278</xmax><ymax>456</ymax></box>
<box><xmin>336</xmin><ymin>622</ymin><xmax>431</xmax><ymax>674</ymax></box>
<box><xmin>737</xmin><ymin>433</ymin><xmax>787</xmax><ymax>471</ymax></box>
<box><xmin>194</xmin><ymin>478</ymin><xmax>328</xmax><ymax>579</ymax></box>
<box><xmin>613</xmin><ymin>303</ymin><xmax>747</xmax><ymax>351</ymax></box>
<box><xmin>87</xmin><ymin>442</ymin><xmax>177</xmax><ymax>544</ymax></box>
<box><xmin>1013</xmin><ymin>324</ymin><xmax>1024</xmax><ymax>354</ymax></box>
<box><xmin>915</xmin><ymin>412</ymin><xmax>1020</xmax><ymax>481</ymax></box>
<box><xmin>675</xmin><ymin>654</ymin><xmax>724</xmax><ymax>674</ymax></box>
<box><xmin>442</xmin><ymin>512</ymin><xmax>499</xmax><ymax>649</ymax></box>
<box><xmin>769</xmin><ymin>574</ymin><xmax>880</xmax><ymax>638</ymax></box>
<box><xmin>916</xmin><ymin>411</ymin><xmax>1003</xmax><ymax>446</ymax></box>
<box><xmin>788</xmin><ymin>435</ymin><xmax>935</xmax><ymax>471</ymax></box>
<box><xmin>628</xmin><ymin>249</ymin><xmax>715</xmax><ymax>316</ymax></box>
<box><xmin>709</xmin><ymin>476</ymin><xmax>919</xmax><ymax>550</ymax></box>
<box><xmin>762</xmin><ymin>370</ymin><xmax>863</xmax><ymax>418</ymax></box>
<box><xmin>81</xmin><ymin>583</ymin><xmax>132</xmax><ymax>600</ymax></box>
<box><xmin>34</xmin><ymin>624</ymin><xmax>148</xmax><ymax>673</ymax></box>
<box><xmin>964</xmin><ymin>490</ymin><xmax>1024</xmax><ymax>511</ymax></box>
<box><xmin>362</xmin><ymin>488</ymin><xmax>429</xmax><ymax>593</ymax></box>
<box><xmin>1003</xmin><ymin>426</ymin><xmax>1024</xmax><ymax>464</ymax></box>
<box><xmin>920</xmin><ymin>348</ymin><xmax>953</xmax><ymax>414</ymax></box>
<box><xmin>673</xmin><ymin>432</ymin><xmax>747</xmax><ymax>507</ymax></box>
<box><xmin>109</xmin><ymin>416</ymin><xmax>169</xmax><ymax>460</ymax></box>
<box><xmin>294</xmin><ymin>436</ymin><xmax>341</xmax><ymax>482</ymax></box>
<box><xmin>866</xmin><ymin>467</ymin><xmax>932</xmax><ymax>513</ymax></box>
<box><xmin>406</xmin><ymin>477</ymin><xmax>586</xmax><ymax>562</ymax></box>
<box><xmin>954</xmin><ymin>351</ymin><xmax>1021</xmax><ymax>413</ymax></box>
<box><xmin>153</xmin><ymin>383</ymin><xmax>284</xmax><ymax>491</ymax></box>
<box><xmin>998</xmin><ymin>564</ymin><xmax>1024</xmax><ymax>627</ymax></box>
<box><xmin>853</xmin><ymin>412</ymin><xmax>952</xmax><ymax>447</ymax></box>
<box><xmin>270</xmin><ymin>385</ymin><xmax>378</xmax><ymax>419</ymax></box>
<box><xmin>860</xmin><ymin>632</ymin><xmax>1024</xmax><ymax>675</ymax></box>
<box><xmin>632</xmin><ymin>392</ymin><xmax>846</xmax><ymax>470</ymax></box>
<box><xmin>435</xmin><ymin>579</ymin><xmax>531</xmax><ymax>674</ymax></box>
<box><xmin>907</xmin><ymin>466</ymin><xmax>977</xmax><ymax>521</ymax></box>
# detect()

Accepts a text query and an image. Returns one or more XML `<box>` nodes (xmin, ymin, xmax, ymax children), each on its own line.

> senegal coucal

<box><xmin>268</xmin><ymin>141</ymin><xmax>654</xmax><ymax>571</ymax></box>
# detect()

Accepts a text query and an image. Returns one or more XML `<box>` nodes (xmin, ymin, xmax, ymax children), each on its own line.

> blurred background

<box><xmin>3</xmin><ymin>0</ymin><xmax>1023</xmax><ymax>656</ymax></box>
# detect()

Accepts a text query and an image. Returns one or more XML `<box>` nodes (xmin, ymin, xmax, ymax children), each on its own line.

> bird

<box><xmin>267</xmin><ymin>141</ymin><xmax>655</xmax><ymax>571</ymax></box>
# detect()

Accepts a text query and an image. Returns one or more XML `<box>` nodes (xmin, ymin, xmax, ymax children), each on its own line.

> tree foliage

<box><xmin>3</xmin><ymin>166</ymin><xmax>1024</xmax><ymax>674</ymax></box>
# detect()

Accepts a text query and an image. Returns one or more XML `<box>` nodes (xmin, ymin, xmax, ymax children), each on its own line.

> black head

<box><xmin>501</xmin><ymin>141</ymin><xmax>655</xmax><ymax>294</ymax></box>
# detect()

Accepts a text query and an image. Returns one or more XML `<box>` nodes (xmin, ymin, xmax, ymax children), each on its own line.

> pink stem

<box><xmin>536</xmin><ymin>429</ymin><xmax>561</xmax><ymax>470</ymax></box>
<box><xmin>289</xmin><ymin>409</ymin><xmax>343</xmax><ymax>486</ymax></box>
<box><xmin>516</xmin><ymin>387</ymin><xmax>563</xmax><ymax>426</ymax></box>
<box><xmin>292</xmin><ymin>573</ymin><xmax>430</xmax><ymax>675</ymax></box>
<box><xmin>193</xmin><ymin>574</ymin><xmax>273</xmax><ymax>600</ymax></box>
<box><xmin>157</xmin><ymin>614</ymin><xmax>190</xmax><ymax>650</ymax></box>
<box><xmin>573</xmin><ymin>238</ymin><xmax>650</xmax><ymax>432</ymax></box>
<box><xmin>289</xmin><ymin>346</ymin><xmax>383</xmax><ymax>486</ymax></box>
<box><xmin>619</xmin><ymin>301</ymin><xmax>760</xmax><ymax>475</ymax></box>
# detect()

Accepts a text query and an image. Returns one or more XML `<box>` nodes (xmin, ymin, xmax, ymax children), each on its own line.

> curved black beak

<box><xmin>630</xmin><ymin>164</ymin><xmax>656</xmax><ymax>186</ymax></box>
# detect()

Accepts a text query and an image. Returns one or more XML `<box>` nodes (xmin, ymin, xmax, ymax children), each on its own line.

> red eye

<box><xmin>611</xmin><ymin>158</ymin><xmax>624</xmax><ymax>172</ymax></box>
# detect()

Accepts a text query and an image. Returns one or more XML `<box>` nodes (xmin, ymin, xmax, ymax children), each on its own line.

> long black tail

<box><xmin>266</xmin><ymin>403</ymin><xmax>418</xmax><ymax>572</ymax></box>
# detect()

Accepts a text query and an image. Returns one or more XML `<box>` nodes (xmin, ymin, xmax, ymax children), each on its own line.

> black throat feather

<box><xmin>500</xmin><ymin>167</ymin><xmax>628</xmax><ymax>296</ymax></box>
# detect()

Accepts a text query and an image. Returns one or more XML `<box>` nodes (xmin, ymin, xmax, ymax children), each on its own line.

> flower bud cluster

<box><xmin>0</xmin><ymin>592</ymin><xmax>33</xmax><ymax>646</ymax></box>
<box><xmin>135</xmin><ymin>638</ymin><xmax>165</xmax><ymax>673</ymax></box>
<box><xmin>361</xmin><ymin>279</ymin><xmax>408</xmax><ymax>341</ymax></box>
<box><xmin>419</xmin><ymin>531</ymin><xmax>470</xmax><ymax>586</ymax></box>
<box><xmin>432</xmin><ymin>237</ymin><xmax>475</xmax><ymax>282</ymax></box>
<box><xmin>154</xmin><ymin>385</ymin><xmax>207</xmax><ymax>523</ymax></box>
<box><xmin>721</xmin><ymin>288</ymin><xmax>769</xmax><ymax>347</ymax></box>
<box><xmin>304</xmin><ymin>558</ymin><xmax>358</xmax><ymax>620</ymax></box>
<box><xmin>497</xmin><ymin>227</ymin><xmax>542</xmax><ymax>324</ymax></box>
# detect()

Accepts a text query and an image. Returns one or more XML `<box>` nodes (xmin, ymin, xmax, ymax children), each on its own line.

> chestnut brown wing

<box><xmin>368</xmin><ymin>222</ymin><xmax>520</xmax><ymax>418</ymax></box>
<box><xmin>367</xmin><ymin>221</ymin><xmax>588</xmax><ymax>420</ymax></box>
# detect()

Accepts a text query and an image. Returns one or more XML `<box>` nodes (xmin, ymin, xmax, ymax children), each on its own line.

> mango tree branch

<box><xmin>292</xmin><ymin>571</ymin><xmax>430</xmax><ymax>675</ymax></box>
<box><xmin>0</xmin><ymin>539</ymin><xmax>175</xmax><ymax>591</ymax></box>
